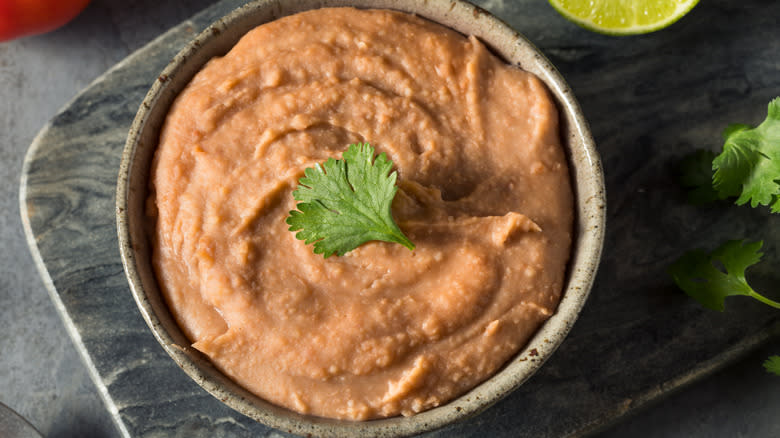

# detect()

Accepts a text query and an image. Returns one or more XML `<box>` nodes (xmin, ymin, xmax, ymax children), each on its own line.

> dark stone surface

<box><xmin>12</xmin><ymin>0</ymin><xmax>780</xmax><ymax>437</ymax></box>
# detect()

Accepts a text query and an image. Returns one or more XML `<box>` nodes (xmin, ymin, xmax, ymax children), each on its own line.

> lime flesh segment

<box><xmin>549</xmin><ymin>0</ymin><xmax>700</xmax><ymax>35</ymax></box>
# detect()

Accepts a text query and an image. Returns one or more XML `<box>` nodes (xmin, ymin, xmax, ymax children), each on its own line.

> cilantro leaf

<box><xmin>667</xmin><ymin>240</ymin><xmax>780</xmax><ymax>311</ymax></box>
<box><xmin>712</xmin><ymin>98</ymin><xmax>780</xmax><ymax>212</ymax></box>
<box><xmin>763</xmin><ymin>356</ymin><xmax>780</xmax><ymax>376</ymax></box>
<box><xmin>678</xmin><ymin>149</ymin><xmax>723</xmax><ymax>205</ymax></box>
<box><xmin>286</xmin><ymin>143</ymin><xmax>415</xmax><ymax>258</ymax></box>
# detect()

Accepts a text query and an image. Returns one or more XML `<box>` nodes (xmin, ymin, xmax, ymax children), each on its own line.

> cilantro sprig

<box><xmin>668</xmin><ymin>240</ymin><xmax>780</xmax><ymax>311</ymax></box>
<box><xmin>680</xmin><ymin>98</ymin><xmax>780</xmax><ymax>210</ymax></box>
<box><xmin>672</xmin><ymin>97</ymin><xmax>780</xmax><ymax>375</ymax></box>
<box><xmin>713</xmin><ymin>98</ymin><xmax>780</xmax><ymax>212</ymax></box>
<box><xmin>763</xmin><ymin>356</ymin><xmax>780</xmax><ymax>376</ymax></box>
<box><xmin>286</xmin><ymin>143</ymin><xmax>415</xmax><ymax>258</ymax></box>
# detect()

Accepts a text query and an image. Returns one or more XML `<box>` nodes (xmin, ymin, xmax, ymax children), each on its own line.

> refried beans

<box><xmin>150</xmin><ymin>7</ymin><xmax>573</xmax><ymax>420</ymax></box>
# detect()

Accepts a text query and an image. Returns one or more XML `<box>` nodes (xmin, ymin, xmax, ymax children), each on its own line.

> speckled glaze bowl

<box><xmin>116</xmin><ymin>0</ymin><xmax>605</xmax><ymax>436</ymax></box>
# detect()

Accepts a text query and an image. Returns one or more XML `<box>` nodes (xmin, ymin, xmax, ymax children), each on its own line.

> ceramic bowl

<box><xmin>117</xmin><ymin>0</ymin><xmax>605</xmax><ymax>436</ymax></box>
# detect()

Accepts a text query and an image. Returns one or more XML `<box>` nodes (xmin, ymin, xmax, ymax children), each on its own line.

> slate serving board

<box><xmin>20</xmin><ymin>0</ymin><xmax>780</xmax><ymax>437</ymax></box>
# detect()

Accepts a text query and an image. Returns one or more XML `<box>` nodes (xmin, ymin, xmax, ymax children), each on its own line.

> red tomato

<box><xmin>0</xmin><ymin>0</ymin><xmax>91</xmax><ymax>41</ymax></box>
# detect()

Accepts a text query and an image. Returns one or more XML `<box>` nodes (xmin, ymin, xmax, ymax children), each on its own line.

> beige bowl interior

<box><xmin>116</xmin><ymin>0</ymin><xmax>605</xmax><ymax>436</ymax></box>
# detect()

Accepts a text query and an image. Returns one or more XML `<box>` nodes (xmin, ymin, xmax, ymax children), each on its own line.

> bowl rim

<box><xmin>116</xmin><ymin>1</ymin><xmax>606</xmax><ymax>436</ymax></box>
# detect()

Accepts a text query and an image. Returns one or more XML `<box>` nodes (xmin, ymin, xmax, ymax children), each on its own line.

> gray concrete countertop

<box><xmin>2</xmin><ymin>1</ymin><xmax>780</xmax><ymax>437</ymax></box>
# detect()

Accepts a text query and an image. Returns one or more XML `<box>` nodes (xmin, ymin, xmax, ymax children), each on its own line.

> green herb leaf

<box><xmin>763</xmin><ymin>356</ymin><xmax>780</xmax><ymax>376</ymax></box>
<box><xmin>712</xmin><ymin>98</ymin><xmax>780</xmax><ymax>212</ymax></box>
<box><xmin>671</xmin><ymin>98</ymin><xmax>780</xmax><ymax>376</ymax></box>
<box><xmin>679</xmin><ymin>149</ymin><xmax>723</xmax><ymax>205</ymax></box>
<box><xmin>286</xmin><ymin>143</ymin><xmax>415</xmax><ymax>258</ymax></box>
<box><xmin>667</xmin><ymin>240</ymin><xmax>780</xmax><ymax>311</ymax></box>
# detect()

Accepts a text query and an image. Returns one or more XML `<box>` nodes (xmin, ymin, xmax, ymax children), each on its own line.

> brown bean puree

<box><xmin>150</xmin><ymin>7</ymin><xmax>573</xmax><ymax>420</ymax></box>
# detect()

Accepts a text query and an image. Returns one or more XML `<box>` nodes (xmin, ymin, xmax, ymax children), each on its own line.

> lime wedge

<box><xmin>549</xmin><ymin>0</ymin><xmax>700</xmax><ymax>35</ymax></box>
